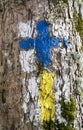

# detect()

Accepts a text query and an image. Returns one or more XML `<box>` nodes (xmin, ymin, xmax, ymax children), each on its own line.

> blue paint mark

<box><xmin>19</xmin><ymin>20</ymin><xmax>71</xmax><ymax>67</ymax></box>
<box><xmin>19</xmin><ymin>38</ymin><xmax>35</xmax><ymax>49</ymax></box>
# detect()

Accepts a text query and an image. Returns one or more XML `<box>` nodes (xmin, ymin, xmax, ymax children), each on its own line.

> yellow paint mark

<box><xmin>39</xmin><ymin>71</ymin><xmax>55</xmax><ymax>122</ymax></box>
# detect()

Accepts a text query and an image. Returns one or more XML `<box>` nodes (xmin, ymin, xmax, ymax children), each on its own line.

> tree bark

<box><xmin>0</xmin><ymin>0</ymin><xmax>83</xmax><ymax>130</ymax></box>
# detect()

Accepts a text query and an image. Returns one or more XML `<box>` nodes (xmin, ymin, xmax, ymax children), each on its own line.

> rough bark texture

<box><xmin>0</xmin><ymin>0</ymin><xmax>83</xmax><ymax>130</ymax></box>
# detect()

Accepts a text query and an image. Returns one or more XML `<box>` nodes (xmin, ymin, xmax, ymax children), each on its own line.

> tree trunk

<box><xmin>0</xmin><ymin>0</ymin><xmax>83</xmax><ymax>130</ymax></box>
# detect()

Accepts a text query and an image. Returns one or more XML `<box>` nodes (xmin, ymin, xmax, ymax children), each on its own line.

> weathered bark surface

<box><xmin>0</xmin><ymin>0</ymin><xmax>83</xmax><ymax>130</ymax></box>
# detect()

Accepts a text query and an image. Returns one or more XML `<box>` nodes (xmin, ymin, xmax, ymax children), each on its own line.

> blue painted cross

<box><xmin>19</xmin><ymin>20</ymin><xmax>70</xmax><ymax>67</ymax></box>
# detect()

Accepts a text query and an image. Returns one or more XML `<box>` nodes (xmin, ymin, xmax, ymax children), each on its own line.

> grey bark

<box><xmin>0</xmin><ymin>0</ymin><xmax>83</xmax><ymax>130</ymax></box>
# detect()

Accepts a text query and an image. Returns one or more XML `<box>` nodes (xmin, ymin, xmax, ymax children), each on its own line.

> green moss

<box><xmin>43</xmin><ymin>120</ymin><xmax>55</xmax><ymax>130</ymax></box>
<box><xmin>74</xmin><ymin>4</ymin><xmax>83</xmax><ymax>45</ymax></box>
<box><xmin>60</xmin><ymin>97</ymin><xmax>76</xmax><ymax>122</ymax></box>
<box><xmin>76</xmin><ymin>16</ymin><xmax>83</xmax><ymax>45</ymax></box>
<box><xmin>56</xmin><ymin>121</ymin><xmax>76</xmax><ymax>130</ymax></box>
<box><xmin>56</xmin><ymin>97</ymin><xmax>76</xmax><ymax>130</ymax></box>
<box><xmin>49</xmin><ymin>0</ymin><xmax>68</xmax><ymax>5</ymax></box>
<box><xmin>63</xmin><ymin>0</ymin><xmax>68</xmax><ymax>4</ymax></box>
<box><xmin>49</xmin><ymin>0</ymin><xmax>60</xmax><ymax>5</ymax></box>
